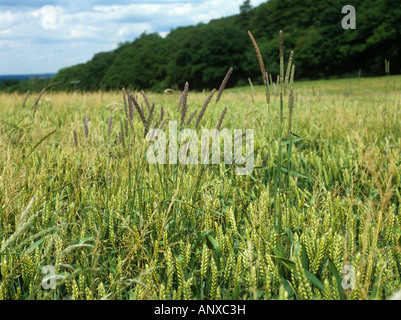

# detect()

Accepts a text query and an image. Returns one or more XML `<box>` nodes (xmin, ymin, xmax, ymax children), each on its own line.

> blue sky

<box><xmin>0</xmin><ymin>0</ymin><xmax>266</xmax><ymax>75</ymax></box>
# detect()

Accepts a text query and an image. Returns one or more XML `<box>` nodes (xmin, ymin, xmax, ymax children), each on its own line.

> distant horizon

<box><xmin>0</xmin><ymin>73</ymin><xmax>56</xmax><ymax>76</ymax></box>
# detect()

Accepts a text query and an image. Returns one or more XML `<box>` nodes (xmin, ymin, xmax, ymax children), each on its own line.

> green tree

<box><xmin>240</xmin><ymin>0</ymin><xmax>252</xmax><ymax>15</ymax></box>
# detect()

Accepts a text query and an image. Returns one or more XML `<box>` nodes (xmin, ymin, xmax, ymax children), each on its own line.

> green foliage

<box><xmin>102</xmin><ymin>33</ymin><xmax>167</xmax><ymax>91</ymax></box>
<box><xmin>165</xmin><ymin>23</ymin><xmax>249</xmax><ymax>90</ymax></box>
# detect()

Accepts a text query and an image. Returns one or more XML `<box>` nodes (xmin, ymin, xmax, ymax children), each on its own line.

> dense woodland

<box><xmin>2</xmin><ymin>0</ymin><xmax>401</xmax><ymax>92</ymax></box>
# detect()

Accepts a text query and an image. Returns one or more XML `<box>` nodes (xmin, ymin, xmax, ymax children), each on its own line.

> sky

<box><xmin>0</xmin><ymin>0</ymin><xmax>266</xmax><ymax>75</ymax></box>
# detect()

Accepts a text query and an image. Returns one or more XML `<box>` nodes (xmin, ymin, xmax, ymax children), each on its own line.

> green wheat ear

<box><xmin>264</xmin><ymin>72</ymin><xmax>270</xmax><ymax>105</ymax></box>
<box><xmin>288</xmin><ymin>64</ymin><xmax>295</xmax><ymax>138</ymax></box>
<box><xmin>279</xmin><ymin>30</ymin><xmax>284</xmax><ymax>125</ymax></box>
<box><xmin>284</xmin><ymin>51</ymin><xmax>294</xmax><ymax>95</ymax></box>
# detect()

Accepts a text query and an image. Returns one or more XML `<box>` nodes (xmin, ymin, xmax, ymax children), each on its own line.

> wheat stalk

<box><xmin>141</xmin><ymin>90</ymin><xmax>151</xmax><ymax>112</ymax></box>
<box><xmin>155</xmin><ymin>106</ymin><xmax>165</xmax><ymax>128</ymax></box>
<box><xmin>122</xmin><ymin>88</ymin><xmax>129</xmax><ymax>119</ymax></box>
<box><xmin>262</xmin><ymin>153</ymin><xmax>269</xmax><ymax>167</ymax></box>
<box><xmin>84</xmin><ymin>114</ymin><xmax>89</xmax><ymax>138</ymax></box>
<box><xmin>196</xmin><ymin>88</ymin><xmax>216</xmax><ymax>128</ymax></box>
<box><xmin>216</xmin><ymin>107</ymin><xmax>227</xmax><ymax>131</ymax></box>
<box><xmin>73</xmin><ymin>129</ymin><xmax>78</xmax><ymax>148</ymax></box>
<box><xmin>22</xmin><ymin>90</ymin><xmax>30</xmax><ymax>108</ymax></box>
<box><xmin>127</xmin><ymin>89</ymin><xmax>146</xmax><ymax>126</ymax></box>
<box><xmin>145</xmin><ymin>102</ymin><xmax>155</xmax><ymax>137</ymax></box>
<box><xmin>216</xmin><ymin>67</ymin><xmax>233</xmax><ymax>104</ymax></box>
<box><xmin>177</xmin><ymin>82</ymin><xmax>189</xmax><ymax>112</ymax></box>
<box><xmin>179</xmin><ymin>82</ymin><xmax>190</xmax><ymax>125</ymax></box>
<box><xmin>186</xmin><ymin>110</ymin><xmax>198</xmax><ymax>126</ymax></box>
<box><xmin>127</xmin><ymin>94</ymin><xmax>134</xmax><ymax>121</ymax></box>
<box><xmin>108</xmin><ymin>115</ymin><xmax>112</xmax><ymax>136</ymax></box>
<box><xmin>288</xmin><ymin>64</ymin><xmax>295</xmax><ymax>138</ymax></box>
<box><xmin>248</xmin><ymin>30</ymin><xmax>267</xmax><ymax>84</ymax></box>
<box><xmin>264</xmin><ymin>72</ymin><xmax>270</xmax><ymax>105</ymax></box>
<box><xmin>284</xmin><ymin>50</ymin><xmax>294</xmax><ymax>95</ymax></box>
<box><xmin>119</xmin><ymin>131</ymin><xmax>125</xmax><ymax>148</ymax></box>
<box><xmin>279</xmin><ymin>30</ymin><xmax>284</xmax><ymax>88</ymax></box>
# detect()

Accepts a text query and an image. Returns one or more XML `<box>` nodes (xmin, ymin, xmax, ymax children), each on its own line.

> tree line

<box><xmin>2</xmin><ymin>0</ymin><xmax>400</xmax><ymax>92</ymax></box>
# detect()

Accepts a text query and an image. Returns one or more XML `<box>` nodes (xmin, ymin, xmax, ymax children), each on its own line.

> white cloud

<box><xmin>158</xmin><ymin>31</ymin><xmax>170</xmax><ymax>38</ymax></box>
<box><xmin>0</xmin><ymin>11</ymin><xmax>17</xmax><ymax>29</ymax></box>
<box><xmin>117</xmin><ymin>23</ymin><xmax>154</xmax><ymax>38</ymax></box>
<box><xmin>0</xmin><ymin>40</ymin><xmax>14</xmax><ymax>48</ymax></box>
<box><xmin>167</xmin><ymin>3</ymin><xmax>192</xmax><ymax>17</ymax></box>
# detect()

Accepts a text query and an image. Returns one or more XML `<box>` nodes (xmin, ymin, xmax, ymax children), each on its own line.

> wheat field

<box><xmin>1</xmin><ymin>39</ymin><xmax>401</xmax><ymax>300</ymax></box>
